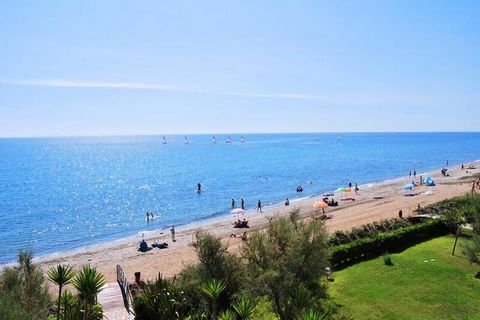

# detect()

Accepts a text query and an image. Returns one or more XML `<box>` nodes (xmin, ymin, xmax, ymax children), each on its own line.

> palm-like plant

<box><xmin>218</xmin><ymin>309</ymin><xmax>237</xmax><ymax>320</ymax></box>
<box><xmin>59</xmin><ymin>290</ymin><xmax>77</xmax><ymax>320</ymax></box>
<box><xmin>232</xmin><ymin>297</ymin><xmax>255</xmax><ymax>320</ymax></box>
<box><xmin>201</xmin><ymin>279</ymin><xmax>226</xmax><ymax>319</ymax></box>
<box><xmin>72</xmin><ymin>265</ymin><xmax>106</xmax><ymax>319</ymax></box>
<box><xmin>48</xmin><ymin>264</ymin><xmax>75</xmax><ymax>320</ymax></box>
<box><xmin>295</xmin><ymin>309</ymin><xmax>326</xmax><ymax>320</ymax></box>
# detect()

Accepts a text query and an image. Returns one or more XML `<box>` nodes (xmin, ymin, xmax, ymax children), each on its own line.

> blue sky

<box><xmin>0</xmin><ymin>1</ymin><xmax>479</xmax><ymax>137</ymax></box>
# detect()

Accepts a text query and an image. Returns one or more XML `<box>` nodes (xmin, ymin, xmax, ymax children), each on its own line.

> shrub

<box><xmin>242</xmin><ymin>209</ymin><xmax>330</xmax><ymax>320</ymax></box>
<box><xmin>329</xmin><ymin>218</ymin><xmax>412</xmax><ymax>246</ymax></box>
<box><xmin>382</xmin><ymin>252</ymin><xmax>393</xmax><ymax>266</ymax></box>
<box><xmin>330</xmin><ymin>219</ymin><xmax>449</xmax><ymax>268</ymax></box>
<box><xmin>0</xmin><ymin>250</ymin><xmax>51</xmax><ymax>320</ymax></box>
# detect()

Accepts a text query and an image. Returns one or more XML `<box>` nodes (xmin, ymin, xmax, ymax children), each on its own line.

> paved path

<box><xmin>98</xmin><ymin>282</ymin><xmax>134</xmax><ymax>320</ymax></box>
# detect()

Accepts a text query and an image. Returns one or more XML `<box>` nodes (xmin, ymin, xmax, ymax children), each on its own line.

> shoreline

<box><xmin>26</xmin><ymin>160</ymin><xmax>480</xmax><ymax>282</ymax></box>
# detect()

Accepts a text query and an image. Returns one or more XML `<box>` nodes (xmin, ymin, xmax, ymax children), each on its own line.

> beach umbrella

<box><xmin>403</xmin><ymin>183</ymin><xmax>415</xmax><ymax>190</ymax></box>
<box><xmin>231</xmin><ymin>208</ymin><xmax>245</xmax><ymax>214</ymax></box>
<box><xmin>313</xmin><ymin>201</ymin><xmax>329</xmax><ymax>209</ymax></box>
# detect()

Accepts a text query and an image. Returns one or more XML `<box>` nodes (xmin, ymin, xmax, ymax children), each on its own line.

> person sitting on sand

<box><xmin>285</xmin><ymin>198</ymin><xmax>290</xmax><ymax>206</ymax></box>
<box><xmin>139</xmin><ymin>239</ymin><xmax>149</xmax><ymax>252</ymax></box>
<box><xmin>242</xmin><ymin>232</ymin><xmax>248</xmax><ymax>241</ymax></box>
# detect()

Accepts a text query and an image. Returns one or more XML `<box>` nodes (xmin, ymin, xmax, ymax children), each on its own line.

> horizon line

<box><xmin>1</xmin><ymin>130</ymin><xmax>479</xmax><ymax>140</ymax></box>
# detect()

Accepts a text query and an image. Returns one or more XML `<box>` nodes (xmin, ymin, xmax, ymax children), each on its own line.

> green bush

<box><xmin>382</xmin><ymin>252</ymin><xmax>393</xmax><ymax>266</ymax></box>
<box><xmin>0</xmin><ymin>251</ymin><xmax>51</xmax><ymax>320</ymax></box>
<box><xmin>329</xmin><ymin>218</ymin><xmax>412</xmax><ymax>246</ymax></box>
<box><xmin>331</xmin><ymin>219</ymin><xmax>449</xmax><ymax>267</ymax></box>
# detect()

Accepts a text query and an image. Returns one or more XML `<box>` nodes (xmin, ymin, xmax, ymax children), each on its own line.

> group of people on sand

<box><xmin>233</xmin><ymin>218</ymin><xmax>249</xmax><ymax>228</ymax></box>
<box><xmin>230</xmin><ymin>231</ymin><xmax>248</xmax><ymax>241</ymax></box>
<box><xmin>138</xmin><ymin>226</ymin><xmax>176</xmax><ymax>252</ymax></box>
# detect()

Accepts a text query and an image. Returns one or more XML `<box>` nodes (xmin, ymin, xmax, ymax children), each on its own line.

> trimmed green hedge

<box><xmin>330</xmin><ymin>219</ymin><xmax>449</xmax><ymax>268</ymax></box>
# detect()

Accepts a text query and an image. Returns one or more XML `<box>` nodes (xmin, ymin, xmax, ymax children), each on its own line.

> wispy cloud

<box><xmin>0</xmin><ymin>79</ymin><xmax>432</xmax><ymax>105</ymax></box>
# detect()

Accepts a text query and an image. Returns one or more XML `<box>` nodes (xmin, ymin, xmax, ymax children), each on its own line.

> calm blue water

<box><xmin>0</xmin><ymin>132</ymin><xmax>479</xmax><ymax>263</ymax></box>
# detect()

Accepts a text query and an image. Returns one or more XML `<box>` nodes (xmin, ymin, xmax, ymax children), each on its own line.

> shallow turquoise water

<box><xmin>0</xmin><ymin>132</ymin><xmax>479</xmax><ymax>263</ymax></box>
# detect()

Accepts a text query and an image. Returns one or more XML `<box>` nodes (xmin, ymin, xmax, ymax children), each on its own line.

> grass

<box><xmin>329</xmin><ymin>236</ymin><xmax>480</xmax><ymax>320</ymax></box>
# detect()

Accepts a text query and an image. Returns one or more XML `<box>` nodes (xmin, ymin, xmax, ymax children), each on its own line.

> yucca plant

<box><xmin>201</xmin><ymin>279</ymin><xmax>226</xmax><ymax>319</ymax></box>
<box><xmin>72</xmin><ymin>265</ymin><xmax>105</xmax><ymax>320</ymax></box>
<box><xmin>218</xmin><ymin>309</ymin><xmax>237</xmax><ymax>320</ymax></box>
<box><xmin>295</xmin><ymin>309</ymin><xmax>326</xmax><ymax>320</ymax></box>
<box><xmin>59</xmin><ymin>290</ymin><xmax>77</xmax><ymax>320</ymax></box>
<box><xmin>48</xmin><ymin>264</ymin><xmax>75</xmax><ymax>320</ymax></box>
<box><xmin>232</xmin><ymin>297</ymin><xmax>255</xmax><ymax>320</ymax></box>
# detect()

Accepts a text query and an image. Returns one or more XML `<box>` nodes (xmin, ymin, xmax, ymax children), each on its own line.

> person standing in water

<box><xmin>170</xmin><ymin>226</ymin><xmax>176</xmax><ymax>242</ymax></box>
<box><xmin>257</xmin><ymin>200</ymin><xmax>262</xmax><ymax>213</ymax></box>
<box><xmin>231</xmin><ymin>199</ymin><xmax>235</xmax><ymax>208</ymax></box>
<box><xmin>241</xmin><ymin>198</ymin><xmax>245</xmax><ymax>210</ymax></box>
<box><xmin>197</xmin><ymin>182</ymin><xmax>202</xmax><ymax>192</ymax></box>
<box><xmin>413</xmin><ymin>170</ymin><xmax>416</xmax><ymax>177</ymax></box>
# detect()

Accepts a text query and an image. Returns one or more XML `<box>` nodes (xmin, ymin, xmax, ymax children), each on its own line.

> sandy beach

<box><xmin>35</xmin><ymin>161</ymin><xmax>479</xmax><ymax>283</ymax></box>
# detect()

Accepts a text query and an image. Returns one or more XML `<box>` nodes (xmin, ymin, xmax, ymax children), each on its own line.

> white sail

<box><xmin>240</xmin><ymin>136</ymin><xmax>245</xmax><ymax>143</ymax></box>
<box><xmin>184</xmin><ymin>136</ymin><xmax>189</xmax><ymax>144</ymax></box>
<box><xmin>212</xmin><ymin>136</ymin><xmax>216</xmax><ymax>144</ymax></box>
<box><xmin>226</xmin><ymin>136</ymin><xmax>232</xmax><ymax>143</ymax></box>
<box><xmin>162</xmin><ymin>136</ymin><xmax>167</xmax><ymax>144</ymax></box>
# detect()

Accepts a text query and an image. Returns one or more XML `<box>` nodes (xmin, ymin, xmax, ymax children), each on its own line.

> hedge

<box><xmin>330</xmin><ymin>219</ymin><xmax>449</xmax><ymax>268</ymax></box>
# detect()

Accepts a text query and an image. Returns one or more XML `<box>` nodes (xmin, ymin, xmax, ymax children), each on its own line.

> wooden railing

<box><xmin>116</xmin><ymin>264</ymin><xmax>131</xmax><ymax>311</ymax></box>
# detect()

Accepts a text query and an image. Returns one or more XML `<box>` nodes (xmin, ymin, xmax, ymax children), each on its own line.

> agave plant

<box><xmin>47</xmin><ymin>264</ymin><xmax>75</xmax><ymax>320</ymax></box>
<box><xmin>200</xmin><ymin>279</ymin><xmax>226</xmax><ymax>319</ymax></box>
<box><xmin>72</xmin><ymin>265</ymin><xmax>106</xmax><ymax>319</ymax></box>
<box><xmin>295</xmin><ymin>309</ymin><xmax>326</xmax><ymax>320</ymax></box>
<box><xmin>289</xmin><ymin>284</ymin><xmax>316</xmax><ymax>317</ymax></box>
<box><xmin>232</xmin><ymin>297</ymin><xmax>256</xmax><ymax>320</ymax></box>
<box><xmin>218</xmin><ymin>309</ymin><xmax>237</xmax><ymax>320</ymax></box>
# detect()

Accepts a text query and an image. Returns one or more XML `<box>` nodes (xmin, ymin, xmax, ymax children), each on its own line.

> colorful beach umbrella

<box><xmin>313</xmin><ymin>201</ymin><xmax>329</xmax><ymax>209</ymax></box>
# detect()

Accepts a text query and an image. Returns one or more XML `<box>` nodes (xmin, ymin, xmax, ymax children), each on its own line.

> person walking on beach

<box><xmin>257</xmin><ymin>200</ymin><xmax>262</xmax><ymax>213</ymax></box>
<box><xmin>354</xmin><ymin>183</ymin><xmax>359</xmax><ymax>194</ymax></box>
<box><xmin>461</xmin><ymin>164</ymin><xmax>464</xmax><ymax>170</ymax></box>
<box><xmin>231</xmin><ymin>199</ymin><xmax>235</xmax><ymax>208</ymax></box>
<box><xmin>398</xmin><ymin>210</ymin><xmax>403</xmax><ymax>219</ymax></box>
<box><xmin>409</xmin><ymin>171</ymin><xmax>412</xmax><ymax>178</ymax></box>
<box><xmin>413</xmin><ymin>170</ymin><xmax>416</xmax><ymax>178</ymax></box>
<box><xmin>241</xmin><ymin>198</ymin><xmax>245</xmax><ymax>210</ymax></box>
<box><xmin>348</xmin><ymin>182</ymin><xmax>352</xmax><ymax>189</ymax></box>
<box><xmin>170</xmin><ymin>226</ymin><xmax>176</xmax><ymax>242</ymax></box>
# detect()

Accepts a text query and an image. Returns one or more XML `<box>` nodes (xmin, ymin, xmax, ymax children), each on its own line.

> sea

<box><xmin>0</xmin><ymin>132</ymin><xmax>479</xmax><ymax>264</ymax></box>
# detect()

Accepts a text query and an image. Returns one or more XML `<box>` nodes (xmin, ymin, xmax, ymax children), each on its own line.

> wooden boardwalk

<box><xmin>98</xmin><ymin>282</ymin><xmax>134</xmax><ymax>320</ymax></box>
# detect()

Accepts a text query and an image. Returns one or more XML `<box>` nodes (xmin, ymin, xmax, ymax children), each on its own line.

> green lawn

<box><xmin>329</xmin><ymin>236</ymin><xmax>480</xmax><ymax>320</ymax></box>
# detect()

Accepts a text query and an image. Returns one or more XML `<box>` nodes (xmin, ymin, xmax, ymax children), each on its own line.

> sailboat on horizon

<box><xmin>162</xmin><ymin>136</ymin><xmax>167</xmax><ymax>144</ymax></box>
<box><xmin>212</xmin><ymin>136</ymin><xmax>217</xmax><ymax>144</ymax></box>
<box><xmin>240</xmin><ymin>136</ymin><xmax>245</xmax><ymax>143</ymax></box>
<box><xmin>184</xmin><ymin>136</ymin><xmax>190</xmax><ymax>144</ymax></box>
<box><xmin>225</xmin><ymin>136</ymin><xmax>232</xmax><ymax>144</ymax></box>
